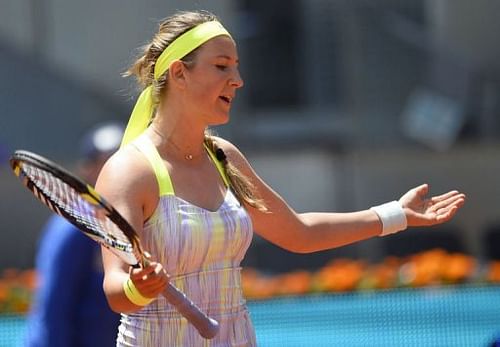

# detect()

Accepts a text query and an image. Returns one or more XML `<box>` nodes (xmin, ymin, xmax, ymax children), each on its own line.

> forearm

<box><xmin>102</xmin><ymin>248</ymin><xmax>165</xmax><ymax>314</ymax></box>
<box><xmin>251</xmin><ymin>199</ymin><xmax>385</xmax><ymax>253</ymax></box>
<box><xmin>103</xmin><ymin>271</ymin><xmax>144</xmax><ymax>313</ymax></box>
<box><xmin>291</xmin><ymin>210</ymin><xmax>382</xmax><ymax>253</ymax></box>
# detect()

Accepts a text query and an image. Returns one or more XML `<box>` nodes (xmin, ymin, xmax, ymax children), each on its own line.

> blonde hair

<box><xmin>125</xmin><ymin>10</ymin><xmax>266</xmax><ymax>211</ymax></box>
<box><xmin>203</xmin><ymin>132</ymin><xmax>266</xmax><ymax>211</ymax></box>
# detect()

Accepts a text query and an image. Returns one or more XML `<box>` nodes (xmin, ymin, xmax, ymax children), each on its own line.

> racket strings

<box><xmin>22</xmin><ymin>163</ymin><xmax>132</xmax><ymax>253</ymax></box>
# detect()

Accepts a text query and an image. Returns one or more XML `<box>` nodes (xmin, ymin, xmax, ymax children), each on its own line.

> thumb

<box><xmin>414</xmin><ymin>183</ymin><xmax>429</xmax><ymax>197</ymax></box>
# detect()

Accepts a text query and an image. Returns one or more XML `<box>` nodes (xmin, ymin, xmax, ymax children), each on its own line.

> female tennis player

<box><xmin>95</xmin><ymin>10</ymin><xmax>466</xmax><ymax>346</ymax></box>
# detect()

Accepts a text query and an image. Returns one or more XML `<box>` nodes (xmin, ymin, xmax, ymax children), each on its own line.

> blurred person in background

<box><xmin>25</xmin><ymin>122</ymin><xmax>124</xmax><ymax>347</ymax></box>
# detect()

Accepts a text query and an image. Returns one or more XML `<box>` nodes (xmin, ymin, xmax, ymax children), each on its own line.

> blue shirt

<box><xmin>26</xmin><ymin>215</ymin><xmax>120</xmax><ymax>347</ymax></box>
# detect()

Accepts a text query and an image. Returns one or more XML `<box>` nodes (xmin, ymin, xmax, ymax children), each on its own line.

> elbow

<box><xmin>102</xmin><ymin>283</ymin><xmax>121</xmax><ymax>314</ymax></box>
<box><xmin>283</xmin><ymin>240</ymin><xmax>337</xmax><ymax>254</ymax></box>
<box><xmin>281</xmin><ymin>221</ymin><xmax>318</xmax><ymax>254</ymax></box>
<box><xmin>274</xmin><ymin>236</ymin><xmax>316</xmax><ymax>254</ymax></box>
<box><xmin>102</xmin><ymin>277</ymin><xmax>130</xmax><ymax>314</ymax></box>
<box><xmin>274</xmin><ymin>228</ymin><xmax>331</xmax><ymax>254</ymax></box>
<box><xmin>104</xmin><ymin>291</ymin><xmax>135</xmax><ymax>314</ymax></box>
<box><xmin>105</xmin><ymin>296</ymin><xmax>125</xmax><ymax>314</ymax></box>
<box><xmin>267</xmin><ymin>223</ymin><xmax>317</xmax><ymax>254</ymax></box>
<box><xmin>286</xmin><ymin>243</ymin><xmax>318</xmax><ymax>254</ymax></box>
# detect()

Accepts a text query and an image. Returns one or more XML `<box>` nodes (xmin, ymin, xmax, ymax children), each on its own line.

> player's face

<box><xmin>183</xmin><ymin>36</ymin><xmax>243</xmax><ymax>125</ymax></box>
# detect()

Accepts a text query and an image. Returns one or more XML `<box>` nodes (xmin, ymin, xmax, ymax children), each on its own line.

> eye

<box><xmin>215</xmin><ymin>64</ymin><xmax>228</xmax><ymax>71</ymax></box>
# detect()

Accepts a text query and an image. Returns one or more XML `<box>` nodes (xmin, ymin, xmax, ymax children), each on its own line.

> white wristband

<box><xmin>370</xmin><ymin>201</ymin><xmax>407</xmax><ymax>236</ymax></box>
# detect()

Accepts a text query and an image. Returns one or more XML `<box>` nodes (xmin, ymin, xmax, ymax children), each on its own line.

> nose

<box><xmin>230</xmin><ymin>69</ymin><xmax>244</xmax><ymax>89</ymax></box>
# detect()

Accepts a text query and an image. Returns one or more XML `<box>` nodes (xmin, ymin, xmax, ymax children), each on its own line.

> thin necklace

<box><xmin>150</xmin><ymin>126</ymin><xmax>196</xmax><ymax>161</ymax></box>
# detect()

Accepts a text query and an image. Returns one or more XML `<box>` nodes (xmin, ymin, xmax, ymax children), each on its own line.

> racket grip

<box><xmin>162</xmin><ymin>283</ymin><xmax>220</xmax><ymax>339</ymax></box>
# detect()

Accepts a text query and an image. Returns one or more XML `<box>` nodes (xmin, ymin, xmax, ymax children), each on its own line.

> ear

<box><xmin>168</xmin><ymin>60</ymin><xmax>187</xmax><ymax>89</ymax></box>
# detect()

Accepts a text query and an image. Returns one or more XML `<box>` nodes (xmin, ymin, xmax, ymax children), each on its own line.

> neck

<box><xmin>151</xmin><ymin>96</ymin><xmax>208</xmax><ymax>161</ymax></box>
<box><xmin>149</xmin><ymin>120</ymin><xmax>205</xmax><ymax>162</ymax></box>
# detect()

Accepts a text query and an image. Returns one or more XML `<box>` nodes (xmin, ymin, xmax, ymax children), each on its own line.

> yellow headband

<box><xmin>121</xmin><ymin>21</ymin><xmax>232</xmax><ymax>147</ymax></box>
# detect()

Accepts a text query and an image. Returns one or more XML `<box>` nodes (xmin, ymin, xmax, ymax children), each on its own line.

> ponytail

<box><xmin>203</xmin><ymin>133</ymin><xmax>267</xmax><ymax>212</ymax></box>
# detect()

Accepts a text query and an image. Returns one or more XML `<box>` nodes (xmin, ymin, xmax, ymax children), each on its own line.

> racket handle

<box><xmin>162</xmin><ymin>283</ymin><xmax>220</xmax><ymax>339</ymax></box>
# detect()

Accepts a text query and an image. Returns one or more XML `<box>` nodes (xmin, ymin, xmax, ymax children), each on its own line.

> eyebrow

<box><xmin>216</xmin><ymin>55</ymin><xmax>239</xmax><ymax>63</ymax></box>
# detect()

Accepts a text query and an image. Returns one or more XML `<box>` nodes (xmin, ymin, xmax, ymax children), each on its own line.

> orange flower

<box><xmin>239</xmin><ymin>251</ymin><xmax>498</xmax><ymax>300</ymax></box>
<box><xmin>2</xmin><ymin>268</ymin><xmax>20</xmax><ymax>286</ymax></box>
<box><xmin>442</xmin><ymin>253</ymin><xmax>476</xmax><ymax>283</ymax></box>
<box><xmin>364</xmin><ymin>257</ymin><xmax>400</xmax><ymax>290</ymax></box>
<box><xmin>242</xmin><ymin>268</ymin><xmax>280</xmax><ymax>300</ymax></box>
<box><xmin>399</xmin><ymin>249</ymin><xmax>447</xmax><ymax>287</ymax></box>
<box><xmin>19</xmin><ymin>270</ymin><xmax>38</xmax><ymax>290</ymax></box>
<box><xmin>275</xmin><ymin>271</ymin><xmax>312</xmax><ymax>296</ymax></box>
<box><xmin>0</xmin><ymin>281</ymin><xmax>9</xmax><ymax>302</ymax></box>
<box><xmin>486</xmin><ymin>261</ymin><xmax>500</xmax><ymax>283</ymax></box>
<box><xmin>314</xmin><ymin>259</ymin><xmax>366</xmax><ymax>292</ymax></box>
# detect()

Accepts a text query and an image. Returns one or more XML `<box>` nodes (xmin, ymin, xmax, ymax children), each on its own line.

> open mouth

<box><xmin>219</xmin><ymin>95</ymin><xmax>232</xmax><ymax>104</ymax></box>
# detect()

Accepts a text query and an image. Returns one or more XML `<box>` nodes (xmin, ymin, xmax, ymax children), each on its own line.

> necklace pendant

<box><xmin>185</xmin><ymin>154</ymin><xmax>193</xmax><ymax>160</ymax></box>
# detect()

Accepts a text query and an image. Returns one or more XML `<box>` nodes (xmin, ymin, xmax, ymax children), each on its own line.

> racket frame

<box><xmin>10</xmin><ymin>149</ymin><xmax>219</xmax><ymax>338</ymax></box>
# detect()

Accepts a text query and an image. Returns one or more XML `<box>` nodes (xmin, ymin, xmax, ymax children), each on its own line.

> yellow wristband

<box><xmin>123</xmin><ymin>278</ymin><xmax>155</xmax><ymax>306</ymax></box>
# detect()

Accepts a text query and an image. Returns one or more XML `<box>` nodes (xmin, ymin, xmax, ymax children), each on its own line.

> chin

<box><xmin>210</xmin><ymin>113</ymin><xmax>230</xmax><ymax>126</ymax></box>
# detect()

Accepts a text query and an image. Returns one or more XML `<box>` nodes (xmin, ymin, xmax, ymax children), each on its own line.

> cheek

<box><xmin>187</xmin><ymin>69</ymin><xmax>225</xmax><ymax>103</ymax></box>
<box><xmin>191</xmin><ymin>79</ymin><xmax>216</xmax><ymax>99</ymax></box>
<box><xmin>195</xmin><ymin>84</ymin><xmax>222</xmax><ymax>105</ymax></box>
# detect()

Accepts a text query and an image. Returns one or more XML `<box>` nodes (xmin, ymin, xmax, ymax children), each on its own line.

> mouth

<box><xmin>219</xmin><ymin>95</ymin><xmax>233</xmax><ymax>104</ymax></box>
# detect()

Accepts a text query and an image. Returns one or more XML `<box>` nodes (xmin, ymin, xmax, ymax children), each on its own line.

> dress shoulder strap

<box><xmin>133</xmin><ymin>136</ymin><xmax>174</xmax><ymax>196</ymax></box>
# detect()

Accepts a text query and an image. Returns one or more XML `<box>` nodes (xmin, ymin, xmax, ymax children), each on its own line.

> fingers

<box><xmin>430</xmin><ymin>190</ymin><xmax>461</xmax><ymax>204</ymax></box>
<box><xmin>399</xmin><ymin>183</ymin><xmax>429</xmax><ymax>208</ymax></box>
<box><xmin>130</xmin><ymin>261</ymin><xmax>157</xmax><ymax>278</ymax></box>
<box><xmin>405</xmin><ymin>186</ymin><xmax>465</xmax><ymax>227</ymax></box>
<box><xmin>434</xmin><ymin>204</ymin><xmax>460</xmax><ymax>223</ymax></box>
<box><xmin>129</xmin><ymin>261</ymin><xmax>169</xmax><ymax>298</ymax></box>
<box><xmin>428</xmin><ymin>193</ymin><xmax>465</xmax><ymax>225</ymax></box>
<box><xmin>431</xmin><ymin>192</ymin><xmax>466</xmax><ymax>211</ymax></box>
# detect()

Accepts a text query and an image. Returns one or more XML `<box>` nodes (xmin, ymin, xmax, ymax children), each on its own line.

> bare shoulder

<box><xmin>96</xmin><ymin>144</ymin><xmax>157</xmax><ymax>207</ymax></box>
<box><xmin>212</xmin><ymin>136</ymin><xmax>249</xmax><ymax>165</ymax></box>
<box><xmin>211</xmin><ymin>136</ymin><xmax>263</xmax><ymax>186</ymax></box>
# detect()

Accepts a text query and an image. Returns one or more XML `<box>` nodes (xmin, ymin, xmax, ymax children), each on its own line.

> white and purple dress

<box><xmin>116</xmin><ymin>136</ymin><xmax>257</xmax><ymax>347</ymax></box>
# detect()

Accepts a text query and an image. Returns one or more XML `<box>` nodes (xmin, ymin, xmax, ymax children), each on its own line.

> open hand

<box><xmin>399</xmin><ymin>184</ymin><xmax>466</xmax><ymax>227</ymax></box>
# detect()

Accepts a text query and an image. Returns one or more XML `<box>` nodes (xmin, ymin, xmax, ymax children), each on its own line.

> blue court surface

<box><xmin>1</xmin><ymin>285</ymin><xmax>499</xmax><ymax>346</ymax></box>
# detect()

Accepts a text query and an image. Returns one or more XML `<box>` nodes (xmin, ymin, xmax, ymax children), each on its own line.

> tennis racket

<box><xmin>10</xmin><ymin>150</ymin><xmax>219</xmax><ymax>339</ymax></box>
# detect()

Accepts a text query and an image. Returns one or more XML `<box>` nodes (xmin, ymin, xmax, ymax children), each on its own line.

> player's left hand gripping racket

<box><xmin>10</xmin><ymin>150</ymin><xmax>219</xmax><ymax>339</ymax></box>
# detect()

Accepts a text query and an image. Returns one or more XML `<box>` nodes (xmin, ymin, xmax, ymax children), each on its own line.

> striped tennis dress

<box><xmin>116</xmin><ymin>136</ymin><xmax>257</xmax><ymax>346</ymax></box>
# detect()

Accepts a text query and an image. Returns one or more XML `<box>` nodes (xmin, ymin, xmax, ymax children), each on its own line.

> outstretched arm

<box><xmin>217</xmin><ymin>139</ymin><xmax>465</xmax><ymax>253</ymax></box>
